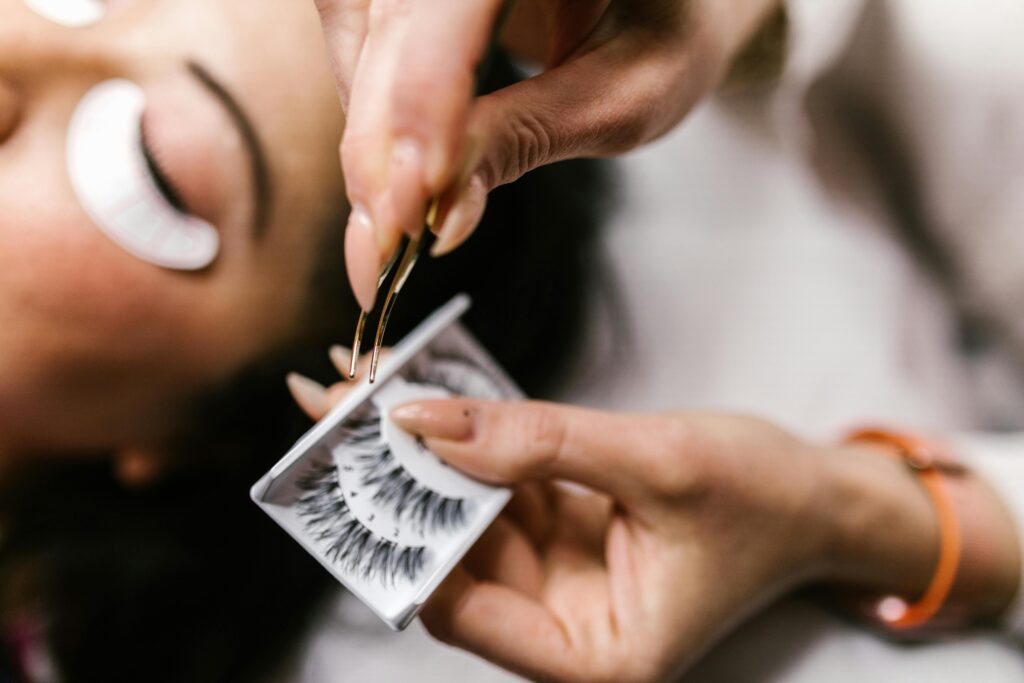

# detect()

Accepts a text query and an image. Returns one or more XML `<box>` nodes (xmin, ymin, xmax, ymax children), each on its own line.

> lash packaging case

<box><xmin>251</xmin><ymin>295</ymin><xmax>520</xmax><ymax>630</ymax></box>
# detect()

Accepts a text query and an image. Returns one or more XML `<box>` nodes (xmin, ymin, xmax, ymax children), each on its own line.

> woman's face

<box><xmin>0</xmin><ymin>0</ymin><xmax>347</xmax><ymax>455</ymax></box>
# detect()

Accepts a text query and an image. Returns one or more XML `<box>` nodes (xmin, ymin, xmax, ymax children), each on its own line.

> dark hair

<box><xmin>0</xmin><ymin>53</ymin><xmax>613</xmax><ymax>683</ymax></box>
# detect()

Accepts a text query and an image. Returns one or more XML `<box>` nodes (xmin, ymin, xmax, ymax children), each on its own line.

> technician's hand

<box><xmin>384</xmin><ymin>399</ymin><xmax>1017</xmax><ymax>683</ymax></box>
<box><xmin>312</xmin><ymin>0</ymin><xmax>782</xmax><ymax>311</ymax></box>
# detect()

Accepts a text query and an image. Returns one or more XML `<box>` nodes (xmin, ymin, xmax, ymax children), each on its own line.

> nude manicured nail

<box><xmin>431</xmin><ymin>174</ymin><xmax>487</xmax><ymax>257</ymax></box>
<box><xmin>286</xmin><ymin>372</ymin><xmax>328</xmax><ymax>416</ymax></box>
<box><xmin>344</xmin><ymin>205</ymin><xmax>382</xmax><ymax>312</ymax></box>
<box><xmin>390</xmin><ymin>400</ymin><xmax>477</xmax><ymax>441</ymax></box>
<box><xmin>328</xmin><ymin>345</ymin><xmax>353</xmax><ymax>377</ymax></box>
<box><xmin>386</xmin><ymin>138</ymin><xmax>428</xmax><ymax>239</ymax></box>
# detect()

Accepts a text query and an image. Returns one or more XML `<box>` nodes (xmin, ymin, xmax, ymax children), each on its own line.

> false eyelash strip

<box><xmin>297</xmin><ymin>460</ymin><xmax>426</xmax><ymax>585</ymax></box>
<box><xmin>359</xmin><ymin>446</ymin><xmax>466</xmax><ymax>533</ymax></box>
<box><xmin>252</xmin><ymin>295</ymin><xmax>519</xmax><ymax>630</ymax></box>
<box><xmin>337</xmin><ymin>406</ymin><xmax>468</xmax><ymax>534</ymax></box>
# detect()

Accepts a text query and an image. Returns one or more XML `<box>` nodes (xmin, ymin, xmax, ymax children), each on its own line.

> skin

<box><xmin>4</xmin><ymin>2</ymin><xmax>1017</xmax><ymax>677</ymax></box>
<box><xmin>294</xmin><ymin>374</ymin><xmax>1022</xmax><ymax>683</ymax></box>
<box><xmin>300</xmin><ymin>5</ymin><xmax>1021</xmax><ymax>677</ymax></box>
<box><xmin>0</xmin><ymin>0</ymin><xmax>348</xmax><ymax>462</ymax></box>
<box><xmin>311</xmin><ymin>0</ymin><xmax>782</xmax><ymax>311</ymax></box>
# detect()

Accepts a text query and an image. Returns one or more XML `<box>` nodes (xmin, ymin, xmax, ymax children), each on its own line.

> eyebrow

<box><xmin>186</xmin><ymin>60</ymin><xmax>272</xmax><ymax>236</ymax></box>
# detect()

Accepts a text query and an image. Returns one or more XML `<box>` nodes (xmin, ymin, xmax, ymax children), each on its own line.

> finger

<box><xmin>287</xmin><ymin>347</ymin><xmax>396</xmax><ymax>420</ymax></box>
<box><xmin>421</xmin><ymin>567</ymin><xmax>575</xmax><ymax>682</ymax></box>
<box><xmin>313</xmin><ymin>0</ymin><xmax>371</xmax><ymax>111</ymax></box>
<box><xmin>463</xmin><ymin>515</ymin><xmax>545</xmax><ymax>598</ymax></box>
<box><xmin>470</xmin><ymin>31</ymin><xmax>715</xmax><ymax>191</ymax></box>
<box><xmin>327</xmin><ymin>345</ymin><xmax>391</xmax><ymax>381</ymax></box>
<box><xmin>328</xmin><ymin>345</ymin><xmax>355</xmax><ymax>379</ymax></box>
<box><xmin>545</xmin><ymin>0</ymin><xmax>612</xmax><ymax>69</ymax></box>
<box><xmin>347</xmin><ymin>0</ymin><xmax>506</xmax><ymax>283</ymax></box>
<box><xmin>286</xmin><ymin>371</ymin><xmax>356</xmax><ymax>420</ymax></box>
<box><xmin>286</xmin><ymin>373</ymin><xmax>330</xmax><ymax>421</ymax></box>
<box><xmin>423</xmin><ymin>28</ymin><xmax>710</xmax><ymax>253</ymax></box>
<box><xmin>341</xmin><ymin>1</ymin><xmax>414</xmax><ymax>310</ymax></box>
<box><xmin>322</xmin><ymin>384</ymin><xmax>354</xmax><ymax>412</ymax></box>
<box><xmin>428</xmin><ymin>133</ymin><xmax>487</xmax><ymax>254</ymax></box>
<box><xmin>551</xmin><ymin>484</ymin><xmax>614</xmax><ymax>556</ymax></box>
<box><xmin>429</xmin><ymin>172</ymin><xmax>487</xmax><ymax>257</ymax></box>
<box><xmin>390</xmin><ymin>399</ymin><xmax>676</xmax><ymax>501</ymax></box>
<box><xmin>505</xmin><ymin>482</ymin><xmax>557</xmax><ymax>546</ymax></box>
<box><xmin>389</xmin><ymin>0</ymin><xmax>505</xmax><ymax>194</ymax></box>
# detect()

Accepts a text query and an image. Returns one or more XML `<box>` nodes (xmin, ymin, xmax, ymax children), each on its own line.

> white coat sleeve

<box><xmin>955</xmin><ymin>433</ymin><xmax>1024</xmax><ymax>640</ymax></box>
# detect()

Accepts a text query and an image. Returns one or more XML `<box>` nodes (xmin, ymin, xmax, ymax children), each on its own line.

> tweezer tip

<box><xmin>347</xmin><ymin>348</ymin><xmax>359</xmax><ymax>379</ymax></box>
<box><xmin>350</xmin><ymin>310</ymin><xmax>370</xmax><ymax>379</ymax></box>
<box><xmin>368</xmin><ymin>345</ymin><xmax>383</xmax><ymax>384</ymax></box>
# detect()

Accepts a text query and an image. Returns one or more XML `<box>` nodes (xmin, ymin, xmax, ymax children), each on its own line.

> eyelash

<box><xmin>344</xmin><ymin>413</ymin><xmax>467</xmax><ymax>535</ymax></box>
<box><xmin>359</xmin><ymin>443</ymin><xmax>467</xmax><ymax>533</ymax></box>
<box><xmin>139</xmin><ymin>119</ymin><xmax>187</xmax><ymax>214</ymax></box>
<box><xmin>297</xmin><ymin>460</ymin><xmax>427</xmax><ymax>584</ymax></box>
<box><xmin>295</xmin><ymin>357</ymin><xmax>497</xmax><ymax>585</ymax></box>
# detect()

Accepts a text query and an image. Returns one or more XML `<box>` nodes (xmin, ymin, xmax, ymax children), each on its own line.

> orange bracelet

<box><xmin>845</xmin><ymin>428</ymin><xmax>964</xmax><ymax>630</ymax></box>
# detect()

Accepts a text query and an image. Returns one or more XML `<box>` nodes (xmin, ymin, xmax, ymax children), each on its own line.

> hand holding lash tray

<box><xmin>251</xmin><ymin>295</ymin><xmax>521</xmax><ymax>630</ymax></box>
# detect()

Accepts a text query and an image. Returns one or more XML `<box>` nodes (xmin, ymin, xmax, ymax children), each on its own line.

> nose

<box><xmin>0</xmin><ymin>5</ymin><xmax>122</xmax><ymax>89</ymax></box>
<box><xmin>0</xmin><ymin>78</ymin><xmax>20</xmax><ymax>144</ymax></box>
<box><xmin>0</xmin><ymin>7</ymin><xmax>125</xmax><ymax>142</ymax></box>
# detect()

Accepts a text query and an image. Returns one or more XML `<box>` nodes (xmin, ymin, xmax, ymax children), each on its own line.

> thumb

<box><xmin>429</xmin><ymin>32</ymin><xmax>721</xmax><ymax>254</ymax></box>
<box><xmin>476</xmin><ymin>37</ymin><xmax>717</xmax><ymax>188</ymax></box>
<box><xmin>388</xmin><ymin>398</ymin><xmax>671</xmax><ymax>503</ymax></box>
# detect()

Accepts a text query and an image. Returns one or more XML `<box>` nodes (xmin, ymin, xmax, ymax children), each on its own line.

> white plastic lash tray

<box><xmin>251</xmin><ymin>295</ymin><xmax>521</xmax><ymax>630</ymax></box>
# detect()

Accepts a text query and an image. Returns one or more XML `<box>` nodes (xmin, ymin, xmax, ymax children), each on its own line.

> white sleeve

<box><xmin>770</xmin><ymin>0</ymin><xmax>867</xmax><ymax>148</ymax></box>
<box><xmin>954</xmin><ymin>433</ymin><xmax>1024</xmax><ymax>640</ymax></box>
<box><xmin>782</xmin><ymin>0</ymin><xmax>867</xmax><ymax>89</ymax></box>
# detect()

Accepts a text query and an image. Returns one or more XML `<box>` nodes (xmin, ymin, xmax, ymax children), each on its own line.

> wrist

<box><xmin>818</xmin><ymin>440</ymin><xmax>1021</xmax><ymax>624</ymax></box>
<box><xmin>818</xmin><ymin>444</ymin><xmax>940</xmax><ymax>594</ymax></box>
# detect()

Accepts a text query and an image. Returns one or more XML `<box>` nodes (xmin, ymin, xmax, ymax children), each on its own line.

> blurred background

<box><xmin>3</xmin><ymin>1</ymin><xmax>1024</xmax><ymax>681</ymax></box>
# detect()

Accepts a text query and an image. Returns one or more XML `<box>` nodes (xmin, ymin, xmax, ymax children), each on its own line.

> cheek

<box><xmin>0</xmin><ymin>195</ymin><xmax>175</xmax><ymax>341</ymax></box>
<box><xmin>0</xmin><ymin>193</ymin><xmax>204</xmax><ymax>440</ymax></box>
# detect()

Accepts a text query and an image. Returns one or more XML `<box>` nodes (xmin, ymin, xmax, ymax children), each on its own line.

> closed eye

<box><xmin>140</xmin><ymin>121</ymin><xmax>188</xmax><ymax>215</ymax></box>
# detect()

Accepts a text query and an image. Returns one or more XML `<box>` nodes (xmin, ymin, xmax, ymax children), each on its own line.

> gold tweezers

<box><xmin>349</xmin><ymin>199</ymin><xmax>440</xmax><ymax>383</ymax></box>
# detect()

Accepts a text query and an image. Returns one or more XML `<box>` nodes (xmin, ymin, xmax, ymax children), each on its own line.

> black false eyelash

<box><xmin>340</xmin><ymin>410</ymin><xmax>467</xmax><ymax>534</ymax></box>
<box><xmin>139</xmin><ymin>120</ymin><xmax>187</xmax><ymax>214</ymax></box>
<box><xmin>359</xmin><ymin>446</ymin><xmax>466</xmax><ymax>534</ymax></box>
<box><xmin>297</xmin><ymin>460</ymin><xmax>426</xmax><ymax>584</ymax></box>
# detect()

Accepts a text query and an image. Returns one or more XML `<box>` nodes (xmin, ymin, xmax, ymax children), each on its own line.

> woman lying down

<box><xmin>0</xmin><ymin>1</ymin><xmax>604</xmax><ymax>680</ymax></box>
<box><xmin>3</xmin><ymin>1</ymin><xmax>1024</xmax><ymax>682</ymax></box>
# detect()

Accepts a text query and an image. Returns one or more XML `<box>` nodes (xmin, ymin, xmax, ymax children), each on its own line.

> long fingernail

<box><xmin>431</xmin><ymin>174</ymin><xmax>487</xmax><ymax>257</ymax></box>
<box><xmin>387</xmin><ymin>138</ymin><xmax>428</xmax><ymax>238</ymax></box>
<box><xmin>390</xmin><ymin>400</ymin><xmax>477</xmax><ymax>441</ymax></box>
<box><xmin>286</xmin><ymin>372</ymin><xmax>328</xmax><ymax>415</ymax></box>
<box><xmin>344</xmin><ymin>205</ymin><xmax>382</xmax><ymax>312</ymax></box>
<box><xmin>427</xmin><ymin>135</ymin><xmax>485</xmax><ymax>239</ymax></box>
<box><xmin>328</xmin><ymin>345</ymin><xmax>353</xmax><ymax>377</ymax></box>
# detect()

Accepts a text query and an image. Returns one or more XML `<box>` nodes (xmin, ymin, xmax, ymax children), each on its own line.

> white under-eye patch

<box><xmin>67</xmin><ymin>80</ymin><xmax>220</xmax><ymax>271</ymax></box>
<box><xmin>24</xmin><ymin>0</ymin><xmax>105</xmax><ymax>27</ymax></box>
